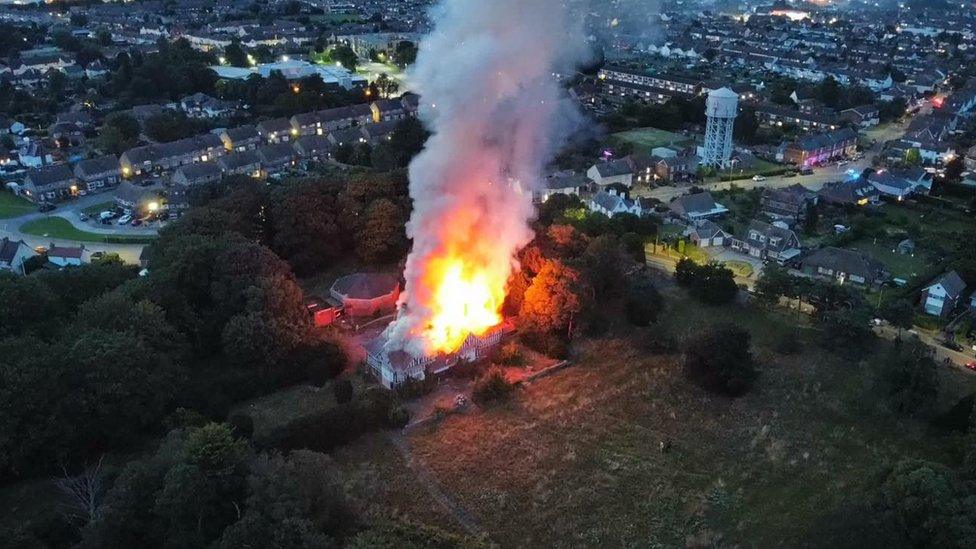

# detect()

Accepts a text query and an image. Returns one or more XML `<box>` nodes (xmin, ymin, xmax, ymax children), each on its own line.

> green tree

<box><xmin>880</xmin><ymin>299</ymin><xmax>915</xmax><ymax>331</ymax></box>
<box><xmin>817</xmin><ymin>307</ymin><xmax>875</xmax><ymax>358</ymax></box>
<box><xmin>392</xmin><ymin>41</ymin><xmax>418</xmax><ymax>67</ymax></box>
<box><xmin>905</xmin><ymin>148</ymin><xmax>922</xmax><ymax>166</ymax></box>
<box><xmin>625</xmin><ymin>275</ymin><xmax>663</xmax><ymax>326</ymax></box>
<box><xmin>684</xmin><ymin>324</ymin><xmax>758</xmax><ymax>396</ymax></box>
<box><xmin>356</xmin><ymin>198</ymin><xmax>408</xmax><ymax>265</ymax></box>
<box><xmin>270</xmin><ymin>179</ymin><xmax>344</xmax><ymax>275</ymax></box>
<box><xmin>879</xmin><ymin>337</ymin><xmax>940</xmax><ymax>416</ymax></box>
<box><xmin>579</xmin><ymin>235</ymin><xmax>629</xmax><ymax>299</ymax></box>
<box><xmin>330</xmin><ymin>44</ymin><xmax>357</xmax><ymax>71</ymax></box>
<box><xmin>224</xmin><ymin>41</ymin><xmax>248</xmax><ymax>67</ymax></box>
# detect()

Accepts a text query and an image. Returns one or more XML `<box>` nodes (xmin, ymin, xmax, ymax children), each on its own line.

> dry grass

<box><xmin>333</xmin><ymin>298</ymin><xmax>975</xmax><ymax>546</ymax></box>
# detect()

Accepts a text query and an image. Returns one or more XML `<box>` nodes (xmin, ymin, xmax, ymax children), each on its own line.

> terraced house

<box><xmin>120</xmin><ymin>134</ymin><xmax>225</xmax><ymax>176</ymax></box>
<box><xmin>781</xmin><ymin>128</ymin><xmax>857</xmax><ymax>167</ymax></box>
<box><xmin>73</xmin><ymin>155</ymin><xmax>121</xmax><ymax>192</ymax></box>
<box><xmin>22</xmin><ymin>164</ymin><xmax>77</xmax><ymax>202</ymax></box>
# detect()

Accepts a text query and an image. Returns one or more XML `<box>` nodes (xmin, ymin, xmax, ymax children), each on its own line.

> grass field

<box><xmin>0</xmin><ymin>192</ymin><xmax>33</xmax><ymax>219</ymax></box>
<box><xmin>612</xmin><ymin>127</ymin><xmax>689</xmax><ymax>150</ymax></box>
<box><xmin>332</xmin><ymin>296</ymin><xmax>974</xmax><ymax>546</ymax></box>
<box><xmin>81</xmin><ymin>201</ymin><xmax>116</xmax><ymax>216</ymax></box>
<box><xmin>846</xmin><ymin>238</ymin><xmax>930</xmax><ymax>280</ymax></box>
<box><xmin>19</xmin><ymin>217</ymin><xmax>155</xmax><ymax>243</ymax></box>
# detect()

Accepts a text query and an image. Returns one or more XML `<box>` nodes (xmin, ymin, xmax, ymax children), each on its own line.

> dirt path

<box><xmin>384</xmin><ymin>432</ymin><xmax>488</xmax><ymax>538</ymax></box>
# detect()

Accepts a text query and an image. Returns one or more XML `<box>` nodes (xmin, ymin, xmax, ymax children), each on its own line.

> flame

<box><xmin>421</xmin><ymin>255</ymin><xmax>505</xmax><ymax>354</ymax></box>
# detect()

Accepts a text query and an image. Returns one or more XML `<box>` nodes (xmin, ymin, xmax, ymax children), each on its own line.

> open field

<box><xmin>333</xmin><ymin>297</ymin><xmax>975</xmax><ymax>547</ymax></box>
<box><xmin>612</xmin><ymin>127</ymin><xmax>689</xmax><ymax>150</ymax></box>
<box><xmin>0</xmin><ymin>192</ymin><xmax>33</xmax><ymax>218</ymax></box>
<box><xmin>19</xmin><ymin>217</ymin><xmax>156</xmax><ymax>244</ymax></box>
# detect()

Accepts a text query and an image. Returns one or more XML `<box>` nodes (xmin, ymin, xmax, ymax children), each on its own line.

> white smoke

<box><xmin>384</xmin><ymin>0</ymin><xmax>588</xmax><ymax>356</ymax></box>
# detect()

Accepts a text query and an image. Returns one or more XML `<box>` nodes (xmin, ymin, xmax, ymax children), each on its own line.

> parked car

<box><xmin>131</xmin><ymin>218</ymin><xmax>142</xmax><ymax>227</ymax></box>
<box><xmin>100</xmin><ymin>218</ymin><xmax>113</xmax><ymax>225</ymax></box>
<box><xmin>38</xmin><ymin>202</ymin><xmax>55</xmax><ymax>212</ymax></box>
<box><xmin>117</xmin><ymin>214</ymin><xmax>132</xmax><ymax>225</ymax></box>
<box><xmin>799</xmin><ymin>168</ymin><xmax>814</xmax><ymax>175</ymax></box>
<box><xmin>752</xmin><ymin>175</ymin><xmax>766</xmax><ymax>182</ymax></box>
<box><xmin>79</xmin><ymin>213</ymin><xmax>89</xmax><ymax>222</ymax></box>
<box><xmin>99</xmin><ymin>210</ymin><xmax>116</xmax><ymax>221</ymax></box>
<box><xmin>942</xmin><ymin>340</ymin><xmax>964</xmax><ymax>352</ymax></box>
<box><xmin>966</xmin><ymin>361</ymin><xmax>976</xmax><ymax>371</ymax></box>
<box><xmin>784</xmin><ymin>171</ymin><xmax>798</xmax><ymax>178</ymax></box>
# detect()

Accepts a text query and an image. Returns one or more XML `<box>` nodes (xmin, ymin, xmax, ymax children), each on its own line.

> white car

<box><xmin>99</xmin><ymin>210</ymin><xmax>116</xmax><ymax>221</ymax></box>
<box><xmin>117</xmin><ymin>214</ymin><xmax>132</xmax><ymax>225</ymax></box>
<box><xmin>752</xmin><ymin>175</ymin><xmax>767</xmax><ymax>182</ymax></box>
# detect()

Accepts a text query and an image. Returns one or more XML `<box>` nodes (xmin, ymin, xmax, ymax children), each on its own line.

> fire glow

<box><xmin>381</xmin><ymin>0</ymin><xmax>586</xmax><ymax>358</ymax></box>
<box><xmin>424</xmin><ymin>256</ymin><xmax>505</xmax><ymax>353</ymax></box>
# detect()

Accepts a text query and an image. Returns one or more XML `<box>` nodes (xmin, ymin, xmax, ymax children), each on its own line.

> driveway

<box><xmin>706</xmin><ymin>248</ymin><xmax>764</xmax><ymax>288</ymax></box>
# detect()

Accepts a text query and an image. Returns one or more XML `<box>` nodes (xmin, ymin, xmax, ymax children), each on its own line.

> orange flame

<box><xmin>421</xmin><ymin>255</ymin><xmax>506</xmax><ymax>354</ymax></box>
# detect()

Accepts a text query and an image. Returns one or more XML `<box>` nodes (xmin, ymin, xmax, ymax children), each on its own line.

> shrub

<box><xmin>226</xmin><ymin>413</ymin><xmax>254</xmax><ymax>439</ymax></box>
<box><xmin>520</xmin><ymin>331</ymin><xmax>569</xmax><ymax>359</ymax></box>
<box><xmin>395</xmin><ymin>375</ymin><xmax>438</xmax><ymax>399</ymax></box>
<box><xmin>625</xmin><ymin>275</ymin><xmax>664</xmax><ymax>326</ymax></box>
<box><xmin>640</xmin><ymin>328</ymin><xmax>677</xmax><ymax>354</ymax></box>
<box><xmin>684</xmin><ymin>325</ymin><xmax>758</xmax><ymax>396</ymax></box>
<box><xmin>333</xmin><ymin>379</ymin><xmax>354</xmax><ymax>403</ymax></box>
<box><xmin>494</xmin><ymin>341</ymin><xmax>524</xmax><ymax>366</ymax></box>
<box><xmin>386</xmin><ymin>404</ymin><xmax>409</xmax><ymax>428</ymax></box>
<box><xmin>472</xmin><ymin>367</ymin><xmax>514</xmax><ymax>403</ymax></box>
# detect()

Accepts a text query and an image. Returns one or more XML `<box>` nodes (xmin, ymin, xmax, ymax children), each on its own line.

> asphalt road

<box><xmin>0</xmin><ymin>193</ymin><xmax>157</xmax><ymax>265</ymax></box>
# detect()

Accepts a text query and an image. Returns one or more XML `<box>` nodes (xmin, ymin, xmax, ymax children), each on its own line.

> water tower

<box><xmin>702</xmin><ymin>87</ymin><xmax>739</xmax><ymax>169</ymax></box>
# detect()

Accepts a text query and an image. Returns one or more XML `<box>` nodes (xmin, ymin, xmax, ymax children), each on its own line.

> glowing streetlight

<box><xmin>147</xmin><ymin>201</ymin><xmax>159</xmax><ymax>212</ymax></box>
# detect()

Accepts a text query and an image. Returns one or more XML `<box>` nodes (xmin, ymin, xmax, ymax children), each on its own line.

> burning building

<box><xmin>364</xmin><ymin>0</ymin><xmax>587</xmax><ymax>387</ymax></box>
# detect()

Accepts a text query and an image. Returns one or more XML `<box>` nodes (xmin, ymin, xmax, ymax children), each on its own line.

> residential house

<box><xmin>172</xmin><ymin>162</ymin><xmax>222</xmax><ymax>186</ymax></box>
<box><xmin>668</xmin><ymin>191</ymin><xmax>729</xmax><ymax>221</ymax></box>
<box><xmin>217</xmin><ymin>151</ymin><xmax>262</xmax><ymax>177</ymax></box>
<box><xmin>589</xmin><ymin>188</ymin><xmax>642</xmax><ymax>217</ymax></box>
<box><xmin>18</xmin><ymin>139</ymin><xmax>53</xmax><ymax>168</ymax></box>
<box><xmin>818</xmin><ymin>179</ymin><xmax>881</xmax><ymax>207</ymax></box>
<box><xmin>781</xmin><ymin>128</ymin><xmax>857</xmax><ymax>167</ymax></box>
<box><xmin>46</xmin><ymin>245</ymin><xmax>86</xmax><ymax>267</ymax></box>
<box><xmin>922</xmin><ymin>271</ymin><xmax>966</xmax><ymax>318</ymax></box>
<box><xmin>256</xmin><ymin>143</ymin><xmax>296</xmax><ymax>174</ymax></box>
<box><xmin>73</xmin><ymin>155</ymin><xmax>121</xmax><ymax>192</ymax></box>
<box><xmin>801</xmin><ymin>246</ymin><xmax>888</xmax><ymax>286</ymax></box>
<box><xmin>840</xmin><ymin>105</ymin><xmax>880</xmax><ymax>127</ymax></box>
<box><xmin>22</xmin><ymin>164</ymin><xmax>77</xmax><ymax>202</ymax></box>
<box><xmin>327</xmin><ymin>126</ymin><xmax>369</xmax><ymax>148</ymax></box>
<box><xmin>219</xmin><ymin>125</ymin><xmax>261</xmax><ymax>152</ymax></box>
<box><xmin>120</xmin><ymin>134</ymin><xmax>225</xmax><ymax>176</ymax></box>
<box><xmin>360</xmin><ymin>120</ymin><xmax>399</xmax><ymax>145</ymax></box>
<box><xmin>688</xmin><ymin>219</ymin><xmax>730</xmax><ymax>248</ymax></box>
<box><xmin>0</xmin><ymin>237</ymin><xmax>37</xmax><ymax>275</ymax></box>
<box><xmin>867</xmin><ymin>170</ymin><xmax>915</xmax><ymax>200</ymax></box>
<box><xmin>257</xmin><ymin>118</ymin><xmax>295</xmax><ymax>143</ymax></box>
<box><xmin>760</xmin><ymin>184</ymin><xmax>816</xmax><ymax>221</ymax></box>
<box><xmin>114</xmin><ymin>181</ymin><xmax>166</xmax><ymax>214</ymax></box>
<box><xmin>370</xmin><ymin>95</ymin><xmax>418</xmax><ymax>122</ymax></box>
<box><xmin>292</xmin><ymin>135</ymin><xmax>333</xmax><ymax>162</ymax></box>
<box><xmin>179</xmin><ymin>93</ymin><xmax>237</xmax><ymax>118</ymax></box>
<box><xmin>731</xmin><ymin>220</ymin><xmax>802</xmax><ymax>263</ymax></box>
<box><xmin>586</xmin><ymin>159</ymin><xmax>634</xmax><ymax>188</ymax></box>
<box><xmin>535</xmin><ymin>173</ymin><xmax>585</xmax><ymax>203</ymax></box>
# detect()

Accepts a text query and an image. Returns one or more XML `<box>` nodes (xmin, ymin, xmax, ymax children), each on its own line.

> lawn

<box><xmin>81</xmin><ymin>201</ymin><xmax>116</xmax><ymax>216</ymax></box>
<box><xmin>0</xmin><ymin>192</ymin><xmax>34</xmax><ymax>219</ymax></box>
<box><xmin>845</xmin><ymin>238</ymin><xmax>930</xmax><ymax>280</ymax></box>
<box><xmin>611</xmin><ymin>127</ymin><xmax>689</xmax><ymax>150</ymax></box>
<box><xmin>19</xmin><ymin>217</ymin><xmax>155</xmax><ymax>243</ymax></box>
<box><xmin>332</xmin><ymin>296</ymin><xmax>973</xmax><ymax>547</ymax></box>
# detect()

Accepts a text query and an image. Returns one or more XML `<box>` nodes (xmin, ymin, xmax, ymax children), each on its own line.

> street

<box><xmin>0</xmin><ymin>193</ymin><xmax>156</xmax><ymax>265</ymax></box>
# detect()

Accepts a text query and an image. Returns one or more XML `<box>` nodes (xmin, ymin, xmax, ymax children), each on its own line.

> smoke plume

<box><xmin>384</xmin><ymin>0</ymin><xmax>588</xmax><ymax>356</ymax></box>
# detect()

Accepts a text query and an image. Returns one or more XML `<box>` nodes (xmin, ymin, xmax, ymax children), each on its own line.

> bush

<box><xmin>640</xmin><ymin>327</ymin><xmax>677</xmax><ymax>354</ymax></box>
<box><xmin>333</xmin><ymin>379</ymin><xmax>354</xmax><ymax>403</ymax></box>
<box><xmin>625</xmin><ymin>275</ymin><xmax>664</xmax><ymax>326</ymax></box>
<box><xmin>520</xmin><ymin>331</ymin><xmax>569</xmax><ymax>359</ymax></box>
<box><xmin>299</xmin><ymin>338</ymin><xmax>346</xmax><ymax>387</ymax></box>
<box><xmin>386</xmin><ymin>404</ymin><xmax>409</xmax><ymax>428</ymax></box>
<box><xmin>256</xmin><ymin>388</ymin><xmax>394</xmax><ymax>452</ymax></box>
<box><xmin>684</xmin><ymin>325</ymin><xmax>758</xmax><ymax>396</ymax></box>
<box><xmin>493</xmin><ymin>341</ymin><xmax>524</xmax><ymax>366</ymax></box>
<box><xmin>472</xmin><ymin>367</ymin><xmax>514</xmax><ymax>403</ymax></box>
<box><xmin>227</xmin><ymin>413</ymin><xmax>254</xmax><ymax>438</ymax></box>
<box><xmin>395</xmin><ymin>375</ymin><xmax>438</xmax><ymax>399</ymax></box>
